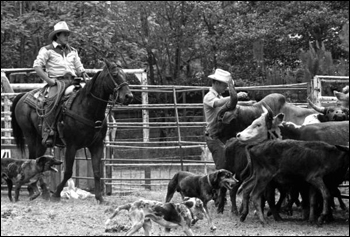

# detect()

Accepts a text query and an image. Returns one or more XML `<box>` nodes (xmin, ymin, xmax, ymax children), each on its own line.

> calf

<box><xmin>279</xmin><ymin>121</ymin><xmax>349</xmax><ymax>146</ymax></box>
<box><xmin>217</xmin><ymin>106</ymin><xmax>284</xmax><ymax>219</ymax></box>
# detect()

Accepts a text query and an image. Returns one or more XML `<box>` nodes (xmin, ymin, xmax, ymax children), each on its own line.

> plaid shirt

<box><xmin>33</xmin><ymin>41</ymin><xmax>85</xmax><ymax>78</ymax></box>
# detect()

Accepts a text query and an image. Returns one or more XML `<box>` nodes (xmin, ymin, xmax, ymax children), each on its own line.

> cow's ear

<box><xmin>273</xmin><ymin>113</ymin><xmax>284</xmax><ymax>127</ymax></box>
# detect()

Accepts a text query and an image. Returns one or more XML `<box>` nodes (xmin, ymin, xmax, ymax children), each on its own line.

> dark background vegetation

<box><xmin>1</xmin><ymin>1</ymin><xmax>349</xmax><ymax>87</ymax></box>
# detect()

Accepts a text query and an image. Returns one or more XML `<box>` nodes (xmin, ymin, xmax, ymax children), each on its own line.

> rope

<box><xmin>36</xmin><ymin>81</ymin><xmax>65</xmax><ymax>118</ymax></box>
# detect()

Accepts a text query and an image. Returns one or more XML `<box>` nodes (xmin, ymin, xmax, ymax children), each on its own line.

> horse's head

<box><xmin>102</xmin><ymin>60</ymin><xmax>133</xmax><ymax>105</ymax></box>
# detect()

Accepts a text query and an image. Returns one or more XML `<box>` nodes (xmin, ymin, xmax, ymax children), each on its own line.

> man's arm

<box><xmin>213</xmin><ymin>97</ymin><xmax>231</xmax><ymax>108</ymax></box>
<box><xmin>34</xmin><ymin>66</ymin><xmax>56</xmax><ymax>86</ymax></box>
<box><xmin>33</xmin><ymin>47</ymin><xmax>56</xmax><ymax>86</ymax></box>
<box><xmin>213</xmin><ymin>79</ymin><xmax>235</xmax><ymax>108</ymax></box>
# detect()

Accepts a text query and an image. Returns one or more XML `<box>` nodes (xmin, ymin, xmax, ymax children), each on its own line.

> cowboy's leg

<box><xmin>206</xmin><ymin>136</ymin><xmax>226</xmax><ymax>170</ymax></box>
<box><xmin>41</xmin><ymin>85</ymin><xmax>58</xmax><ymax>147</ymax></box>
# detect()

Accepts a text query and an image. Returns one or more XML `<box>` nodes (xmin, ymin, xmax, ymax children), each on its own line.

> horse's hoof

<box><xmin>29</xmin><ymin>193</ymin><xmax>41</xmax><ymax>201</ymax></box>
<box><xmin>240</xmin><ymin>215</ymin><xmax>246</xmax><ymax>222</ymax></box>
<box><xmin>50</xmin><ymin>195</ymin><xmax>61</xmax><ymax>202</ymax></box>
<box><xmin>95</xmin><ymin>198</ymin><xmax>104</xmax><ymax>204</ymax></box>
<box><xmin>41</xmin><ymin>190</ymin><xmax>51</xmax><ymax>200</ymax></box>
<box><xmin>231</xmin><ymin>209</ymin><xmax>239</xmax><ymax>216</ymax></box>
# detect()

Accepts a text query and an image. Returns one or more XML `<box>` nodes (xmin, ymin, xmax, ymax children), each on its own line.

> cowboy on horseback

<box><xmin>33</xmin><ymin>21</ymin><xmax>89</xmax><ymax>147</ymax></box>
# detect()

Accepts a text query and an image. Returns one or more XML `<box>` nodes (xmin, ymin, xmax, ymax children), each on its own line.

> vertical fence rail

<box><xmin>173</xmin><ymin>87</ymin><xmax>184</xmax><ymax>171</ymax></box>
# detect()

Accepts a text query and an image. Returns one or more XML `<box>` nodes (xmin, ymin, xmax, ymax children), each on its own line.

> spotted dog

<box><xmin>165</xmin><ymin>169</ymin><xmax>238</xmax><ymax>231</ymax></box>
<box><xmin>105</xmin><ymin>197</ymin><xmax>207</xmax><ymax>236</ymax></box>
<box><xmin>1</xmin><ymin>155</ymin><xmax>62</xmax><ymax>202</ymax></box>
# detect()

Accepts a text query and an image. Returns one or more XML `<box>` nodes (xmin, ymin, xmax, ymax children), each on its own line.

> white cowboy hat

<box><xmin>48</xmin><ymin>21</ymin><xmax>71</xmax><ymax>41</ymax></box>
<box><xmin>208</xmin><ymin>69</ymin><xmax>232</xmax><ymax>84</ymax></box>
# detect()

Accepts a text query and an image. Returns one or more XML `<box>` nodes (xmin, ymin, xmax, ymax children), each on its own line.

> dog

<box><xmin>165</xmin><ymin>169</ymin><xmax>238</xmax><ymax>231</ymax></box>
<box><xmin>1</xmin><ymin>155</ymin><xmax>63</xmax><ymax>202</ymax></box>
<box><xmin>105</xmin><ymin>197</ymin><xmax>207</xmax><ymax>236</ymax></box>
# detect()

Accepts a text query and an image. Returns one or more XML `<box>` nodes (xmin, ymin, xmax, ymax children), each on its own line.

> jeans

<box><xmin>205</xmin><ymin>135</ymin><xmax>226</xmax><ymax>170</ymax></box>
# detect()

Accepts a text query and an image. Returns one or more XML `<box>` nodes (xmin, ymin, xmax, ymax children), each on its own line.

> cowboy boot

<box><xmin>41</xmin><ymin>107</ymin><xmax>57</xmax><ymax>147</ymax></box>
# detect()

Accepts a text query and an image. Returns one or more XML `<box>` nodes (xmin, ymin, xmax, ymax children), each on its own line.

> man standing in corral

<box><xmin>203</xmin><ymin>69</ymin><xmax>234</xmax><ymax>169</ymax></box>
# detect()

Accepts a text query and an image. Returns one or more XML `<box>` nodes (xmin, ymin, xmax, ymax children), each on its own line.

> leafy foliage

<box><xmin>1</xmin><ymin>1</ymin><xmax>349</xmax><ymax>86</ymax></box>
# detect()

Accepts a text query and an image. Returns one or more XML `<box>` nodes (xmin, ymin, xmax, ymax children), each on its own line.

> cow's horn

<box><xmin>307</xmin><ymin>98</ymin><xmax>326</xmax><ymax>114</ymax></box>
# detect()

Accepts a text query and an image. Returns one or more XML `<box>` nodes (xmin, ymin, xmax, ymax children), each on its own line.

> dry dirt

<box><xmin>1</xmin><ymin>189</ymin><xmax>349</xmax><ymax>236</ymax></box>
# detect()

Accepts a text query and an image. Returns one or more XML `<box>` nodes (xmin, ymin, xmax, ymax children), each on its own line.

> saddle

<box><xmin>23</xmin><ymin>80</ymin><xmax>81</xmax><ymax>147</ymax></box>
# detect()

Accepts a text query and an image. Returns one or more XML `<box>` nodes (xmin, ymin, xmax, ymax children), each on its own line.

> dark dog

<box><xmin>165</xmin><ymin>169</ymin><xmax>238</xmax><ymax>231</ymax></box>
<box><xmin>105</xmin><ymin>197</ymin><xmax>207</xmax><ymax>236</ymax></box>
<box><xmin>1</xmin><ymin>155</ymin><xmax>62</xmax><ymax>202</ymax></box>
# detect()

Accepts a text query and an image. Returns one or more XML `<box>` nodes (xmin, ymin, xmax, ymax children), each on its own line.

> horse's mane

<box><xmin>82</xmin><ymin>70</ymin><xmax>102</xmax><ymax>96</ymax></box>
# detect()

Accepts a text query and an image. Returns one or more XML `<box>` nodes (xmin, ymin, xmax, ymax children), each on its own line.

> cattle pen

<box><xmin>1</xmin><ymin>68</ymin><xmax>349</xmax><ymax>200</ymax></box>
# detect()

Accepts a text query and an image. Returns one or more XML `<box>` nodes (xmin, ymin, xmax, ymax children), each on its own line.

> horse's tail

<box><xmin>11</xmin><ymin>93</ymin><xmax>26</xmax><ymax>154</ymax></box>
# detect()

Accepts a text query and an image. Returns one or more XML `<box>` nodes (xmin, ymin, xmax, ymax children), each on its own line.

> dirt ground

<box><xmin>1</xmin><ymin>188</ymin><xmax>349</xmax><ymax>236</ymax></box>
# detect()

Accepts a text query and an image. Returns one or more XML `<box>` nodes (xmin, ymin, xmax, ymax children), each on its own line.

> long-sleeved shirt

<box><xmin>33</xmin><ymin>41</ymin><xmax>85</xmax><ymax>78</ymax></box>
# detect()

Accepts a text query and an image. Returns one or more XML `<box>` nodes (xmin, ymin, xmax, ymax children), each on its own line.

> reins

<box><xmin>89</xmin><ymin>66</ymin><xmax>129</xmax><ymax>104</ymax></box>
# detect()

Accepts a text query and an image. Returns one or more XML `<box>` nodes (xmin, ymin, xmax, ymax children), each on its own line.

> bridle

<box><xmin>89</xmin><ymin>65</ymin><xmax>129</xmax><ymax>105</ymax></box>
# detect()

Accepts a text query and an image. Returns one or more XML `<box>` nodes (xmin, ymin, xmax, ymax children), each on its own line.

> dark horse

<box><xmin>10</xmin><ymin>60</ymin><xmax>133</xmax><ymax>203</ymax></box>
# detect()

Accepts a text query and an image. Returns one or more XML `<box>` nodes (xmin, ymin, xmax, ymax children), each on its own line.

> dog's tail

<box><xmin>165</xmin><ymin>172</ymin><xmax>180</xmax><ymax>202</ymax></box>
<box><xmin>10</xmin><ymin>93</ymin><xmax>26</xmax><ymax>155</ymax></box>
<box><xmin>105</xmin><ymin>203</ymin><xmax>132</xmax><ymax>227</ymax></box>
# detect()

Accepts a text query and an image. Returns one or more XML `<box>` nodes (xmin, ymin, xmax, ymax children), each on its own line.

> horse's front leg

<box><xmin>52</xmin><ymin>146</ymin><xmax>77</xmax><ymax>201</ymax></box>
<box><xmin>89</xmin><ymin>142</ymin><xmax>104</xmax><ymax>204</ymax></box>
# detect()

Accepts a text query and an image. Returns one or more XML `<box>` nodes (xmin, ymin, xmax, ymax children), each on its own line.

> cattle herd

<box><xmin>213</xmin><ymin>84</ymin><xmax>349</xmax><ymax>227</ymax></box>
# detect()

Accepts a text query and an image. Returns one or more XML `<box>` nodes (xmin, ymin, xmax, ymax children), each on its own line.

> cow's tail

<box><xmin>165</xmin><ymin>172</ymin><xmax>180</xmax><ymax>202</ymax></box>
<box><xmin>105</xmin><ymin>203</ymin><xmax>132</xmax><ymax>227</ymax></box>
<box><xmin>11</xmin><ymin>93</ymin><xmax>26</xmax><ymax>154</ymax></box>
<box><xmin>237</xmin><ymin>145</ymin><xmax>255</xmax><ymax>195</ymax></box>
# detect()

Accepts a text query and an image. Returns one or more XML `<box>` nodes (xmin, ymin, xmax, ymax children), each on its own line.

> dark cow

<box><xmin>278</xmin><ymin>121</ymin><xmax>349</xmax><ymax>146</ymax></box>
<box><xmin>237</xmin><ymin>139</ymin><xmax>348</xmax><ymax>225</ymax></box>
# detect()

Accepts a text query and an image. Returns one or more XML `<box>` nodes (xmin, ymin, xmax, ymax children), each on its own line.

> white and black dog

<box><xmin>105</xmin><ymin>197</ymin><xmax>208</xmax><ymax>236</ymax></box>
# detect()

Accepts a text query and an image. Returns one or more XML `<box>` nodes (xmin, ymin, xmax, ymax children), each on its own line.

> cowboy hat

<box><xmin>48</xmin><ymin>21</ymin><xmax>71</xmax><ymax>41</ymax></box>
<box><xmin>208</xmin><ymin>69</ymin><xmax>232</xmax><ymax>84</ymax></box>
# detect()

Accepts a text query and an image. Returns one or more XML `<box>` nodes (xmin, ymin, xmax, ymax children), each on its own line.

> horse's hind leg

<box><xmin>22</xmin><ymin>124</ymin><xmax>47</xmax><ymax>159</ymax></box>
<box><xmin>52</xmin><ymin>146</ymin><xmax>76</xmax><ymax>201</ymax></box>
